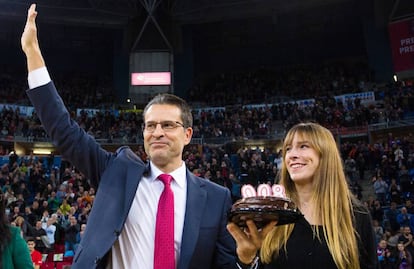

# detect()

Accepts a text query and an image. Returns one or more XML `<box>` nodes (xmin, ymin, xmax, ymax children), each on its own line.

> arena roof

<box><xmin>0</xmin><ymin>0</ymin><xmax>357</xmax><ymax>28</ymax></box>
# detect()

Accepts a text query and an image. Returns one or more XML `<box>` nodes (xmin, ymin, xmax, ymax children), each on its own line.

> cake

<box><xmin>228</xmin><ymin>196</ymin><xmax>302</xmax><ymax>228</ymax></box>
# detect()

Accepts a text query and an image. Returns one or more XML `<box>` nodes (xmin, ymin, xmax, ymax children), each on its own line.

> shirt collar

<box><xmin>149</xmin><ymin>161</ymin><xmax>187</xmax><ymax>189</ymax></box>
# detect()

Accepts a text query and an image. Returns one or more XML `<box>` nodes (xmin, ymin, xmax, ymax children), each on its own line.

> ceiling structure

<box><xmin>0</xmin><ymin>0</ymin><xmax>357</xmax><ymax>28</ymax></box>
<box><xmin>1</xmin><ymin>0</ymin><xmax>410</xmax><ymax>69</ymax></box>
<box><xmin>1</xmin><ymin>0</ymin><xmax>410</xmax><ymax>97</ymax></box>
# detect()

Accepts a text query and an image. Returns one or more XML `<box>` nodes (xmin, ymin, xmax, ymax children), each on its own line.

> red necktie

<box><xmin>154</xmin><ymin>174</ymin><xmax>175</xmax><ymax>269</ymax></box>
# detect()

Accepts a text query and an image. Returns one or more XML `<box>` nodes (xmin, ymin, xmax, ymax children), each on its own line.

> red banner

<box><xmin>388</xmin><ymin>18</ymin><xmax>414</xmax><ymax>72</ymax></box>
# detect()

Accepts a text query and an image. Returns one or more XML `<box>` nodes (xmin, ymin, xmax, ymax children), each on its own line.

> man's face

<box><xmin>143</xmin><ymin>104</ymin><xmax>192</xmax><ymax>171</ymax></box>
<box><xmin>27</xmin><ymin>241</ymin><xmax>35</xmax><ymax>251</ymax></box>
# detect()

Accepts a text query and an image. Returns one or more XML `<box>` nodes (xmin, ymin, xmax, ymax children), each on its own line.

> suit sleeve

<box><xmin>215</xmin><ymin>188</ymin><xmax>239</xmax><ymax>269</ymax></box>
<box><xmin>26</xmin><ymin>82</ymin><xmax>111</xmax><ymax>188</ymax></box>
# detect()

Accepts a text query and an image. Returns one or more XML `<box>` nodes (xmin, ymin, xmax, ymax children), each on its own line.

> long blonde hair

<box><xmin>261</xmin><ymin>122</ymin><xmax>360</xmax><ymax>269</ymax></box>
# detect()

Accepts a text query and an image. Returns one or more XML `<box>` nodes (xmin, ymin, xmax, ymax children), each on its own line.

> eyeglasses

<box><xmin>143</xmin><ymin>121</ymin><xmax>185</xmax><ymax>132</ymax></box>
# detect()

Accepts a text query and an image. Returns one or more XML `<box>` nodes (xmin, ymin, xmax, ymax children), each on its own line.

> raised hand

<box><xmin>21</xmin><ymin>4</ymin><xmax>45</xmax><ymax>72</ymax></box>
<box><xmin>21</xmin><ymin>4</ymin><xmax>39</xmax><ymax>54</ymax></box>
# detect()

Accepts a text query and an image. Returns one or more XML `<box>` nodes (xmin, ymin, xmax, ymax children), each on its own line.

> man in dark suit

<box><xmin>21</xmin><ymin>4</ymin><xmax>237</xmax><ymax>269</ymax></box>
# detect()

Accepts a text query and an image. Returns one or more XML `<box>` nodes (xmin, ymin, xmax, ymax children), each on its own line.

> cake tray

<box><xmin>228</xmin><ymin>208</ymin><xmax>303</xmax><ymax>228</ymax></box>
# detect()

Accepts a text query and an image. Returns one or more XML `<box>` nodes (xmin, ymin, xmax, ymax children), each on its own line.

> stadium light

<box><xmin>33</xmin><ymin>149</ymin><xmax>52</xmax><ymax>155</ymax></box>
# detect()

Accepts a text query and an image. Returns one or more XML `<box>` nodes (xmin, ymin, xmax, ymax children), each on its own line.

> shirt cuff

<box><xmin>28</xmin><ymin>66</ymin><xmax>51</xmax><ymax>89</ymax></box>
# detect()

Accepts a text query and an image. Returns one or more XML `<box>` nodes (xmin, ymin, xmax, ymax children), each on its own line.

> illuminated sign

<box><xmin>131</xmin><ymin>72</ymin><xmax>171</xmax><ymax>85</ymax></box>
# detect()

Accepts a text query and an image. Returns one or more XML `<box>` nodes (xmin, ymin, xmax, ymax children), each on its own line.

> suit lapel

<box><xmin>123</xmin><ymin>161</ymin><xmax>148</xmax><ymax>213</ymax></box>
<box><xmin>178</xmin><ymin>172</ymin><xmax>207</xmax><ymax>269</ymax></box>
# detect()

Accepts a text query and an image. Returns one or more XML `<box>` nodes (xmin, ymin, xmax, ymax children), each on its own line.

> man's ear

<box><xmin>184</xmin><ymin>127</ymin><xmax>193</xmax><ymax>145</ymax></box>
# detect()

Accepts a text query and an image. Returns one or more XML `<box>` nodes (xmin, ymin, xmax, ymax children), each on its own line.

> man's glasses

<box><xmin>143</xmin><ymin>121</ymin><xmax>185</xmax><ymax>133</ymax></box>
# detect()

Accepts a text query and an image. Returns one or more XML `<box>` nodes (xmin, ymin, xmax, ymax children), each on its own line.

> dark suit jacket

<box><xmin>27</xmin><ymin>82</ymin><xmax>237</xmax><ymax>269</ymax></box>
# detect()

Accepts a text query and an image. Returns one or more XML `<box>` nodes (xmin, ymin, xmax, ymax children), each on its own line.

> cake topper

<box><xmin>241</xmin><ymin>184</ymin><xmax>286</xmax><ymax>198</ymax></box>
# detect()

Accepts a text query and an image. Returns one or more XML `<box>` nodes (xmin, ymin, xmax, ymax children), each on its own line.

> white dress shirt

<box><xmin>108</xmin><ymin>162</ymin><xmax>187</xmax><ymax>269</ymax></box>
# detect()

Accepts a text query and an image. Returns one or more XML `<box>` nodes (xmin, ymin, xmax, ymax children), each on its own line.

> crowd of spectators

<box><xmin>0</xmin><ymin>154</ymin><xmax>90</xmax><ymax>257</ymax></box>
<box><xmin>353</xmin><ymin>131</ymin><xmax>414</xmax><ymax>269</ymax></box>
<box><xmin>188</xmin><ymin>62</ymin><xmax>371</xmax><ymax>106</ymax></box>
<box><xmin>0</xmin><ymin>67</ymin><xmax>114</xmax><ymax>109</ymax></box>
<box><xmin>0</xmin><ymin>62</ymin><xmax>413</xmax><ymax>145</ymax></box>
<box><xmin>0</xmin><ymin>78</ymin><xmax>412</xmax><ymax>145</ymax></box>
<box><xmin>0</xmin><ymin>63</ymin><xmax>414</xmax><ymax>267</ymax></box>
<box><xmin>0</xmin><ymin>67</ymin><xmax>28</xmax><ymax>105</ymax></box>
<box><xmin>0</xmin><ymin>130</ymin><xmax>412</xmax><ymax>258</ymax></box>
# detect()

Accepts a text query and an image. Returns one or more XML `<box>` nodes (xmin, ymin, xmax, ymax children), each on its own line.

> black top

<box><xmin>262</xmin><ymin>204</ymin><xmax>377</xmax><ymax>269</ymax></box>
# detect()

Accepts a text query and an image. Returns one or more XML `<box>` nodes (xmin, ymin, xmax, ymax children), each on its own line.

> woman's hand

<box><xmin>227</xmin><ymin>220</ymin><xmax>276</xmax><ymax>264</ymax></box>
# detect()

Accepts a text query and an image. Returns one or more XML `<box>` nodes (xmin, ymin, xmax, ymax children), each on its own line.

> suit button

<box><xmin>114</xmin><ymin>230</ymin><xmax>121</xmax><ymax>236</ymax></box>
<box><xmin>94</xmin><ymin>257</ymin><xmax>101</xmax><ymax>264</ymax></box>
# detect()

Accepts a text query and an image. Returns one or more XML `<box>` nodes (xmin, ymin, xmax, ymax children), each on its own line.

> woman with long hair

<box><xmin>0</xmin><ymin>189</ymin><xmax>33</xmax><ymax>268</ymax></box>
<box><xmin>396</xmin><ymin>242</ymin><xmax>412</xmax><ymax>269</ymax></box>
<box><xmin>228</xmin><ymin>122</ymin><xmax>377</xmax><ymax>269</ymax></box>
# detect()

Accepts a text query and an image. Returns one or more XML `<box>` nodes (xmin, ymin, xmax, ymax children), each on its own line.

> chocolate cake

<box><xmin>228</xmin><ymin>196</ymin><xmax>302</xmax><ymax>228</ymax></box>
